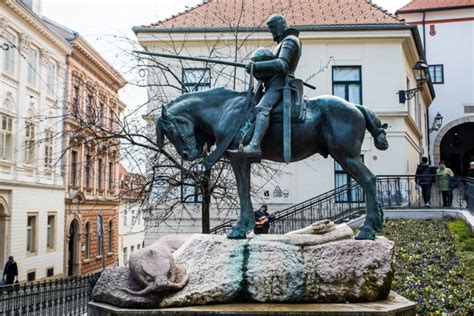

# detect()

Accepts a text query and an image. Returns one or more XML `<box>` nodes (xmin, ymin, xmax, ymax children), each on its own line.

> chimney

<box><xmin>21</xmin><ymin>0</ymin><xmax>43</xmax><ymax>17</ymax></box>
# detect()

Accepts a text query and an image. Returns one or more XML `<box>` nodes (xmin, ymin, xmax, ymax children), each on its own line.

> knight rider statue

<box><xmin>238</xmin><ymin>14</ymin><xmax>302</xmax><ymax>157</ymax></box>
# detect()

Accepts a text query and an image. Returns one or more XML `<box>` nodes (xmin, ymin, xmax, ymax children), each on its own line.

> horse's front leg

<box><xmin>227</xmin><ymin>157</ymin><xmax>254</xmax><ymax>239</ymax></box>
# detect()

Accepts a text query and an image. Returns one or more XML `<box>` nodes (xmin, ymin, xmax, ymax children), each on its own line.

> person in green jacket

<box><xmin>436</xmin><ymin>161</ymin><xmax>455</xmax><ymax>207</ymax></box>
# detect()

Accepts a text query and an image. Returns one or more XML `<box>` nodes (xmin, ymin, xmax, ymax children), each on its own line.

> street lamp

<box><xmin>398</xmin><ymin>60</ymin><xmax>429</xmax><ymax>103</ymax></box>
<box><xmin>429</xmin><ymin>112</ymin><xmax>443</xmax><ymax>133</ymax></box>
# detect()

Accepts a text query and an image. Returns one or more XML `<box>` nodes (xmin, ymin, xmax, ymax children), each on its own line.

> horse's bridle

<box><xmin>162</xmin><ymin>115</ymin><xmax>195</xmax><ymax>152</ymax></box>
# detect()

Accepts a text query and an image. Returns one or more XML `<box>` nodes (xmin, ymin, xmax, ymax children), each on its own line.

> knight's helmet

<box><xmin>250</xmin><ymin>47</ymin><xmax>274</xmax><ymax>62</ymax></box>
<box><xmin>250</xmin><ymin>48</ymin><xmax>274</xmax><ymax>81</ymax></box>
<box><xmin>266</xmin><ymin>14</ymin><xmax>288</xmax><ymax>35</ymax></box>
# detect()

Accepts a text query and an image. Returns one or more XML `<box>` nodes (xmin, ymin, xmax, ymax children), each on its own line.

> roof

<box><xmin>42</xmin><ymin>18</ymin><xmax>127</xmax><ymax>89</ymax></box>
<box><xmin>136</xmin><ymin>0</ymin><xmax>403</xmax><ymax>31</ymax></box>
<box><xmin>397</xmin><ymin>0</ymin><xmax>474</xmax><ymax>13</ymax></box>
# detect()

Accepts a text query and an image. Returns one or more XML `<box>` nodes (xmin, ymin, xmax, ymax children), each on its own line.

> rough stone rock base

<box><xmin>89</xmin><ymin>291</ymin><xmax>416</xmax><ymax>315</ymax></box>
<box><xmin>93</xmin><ymin>225</ymin><xmax>395</xmax><ymax>309</ymax></box>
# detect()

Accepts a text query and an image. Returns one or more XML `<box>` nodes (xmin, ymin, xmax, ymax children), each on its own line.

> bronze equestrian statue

<box><xmin>151</xmin><ymin>15</ymin><xmax>389</xmax><ymax>241</ymax></box>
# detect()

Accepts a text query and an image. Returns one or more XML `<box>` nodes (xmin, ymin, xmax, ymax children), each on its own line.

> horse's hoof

<box><xmin>227</xmin><ymin>227</ymin><xmax>247</xmax><ymax>239</ymax></box>
<box><xmin>355</xmin><ymin>227</ymin><xmax>376</xmax><ymax>240</ymax></box>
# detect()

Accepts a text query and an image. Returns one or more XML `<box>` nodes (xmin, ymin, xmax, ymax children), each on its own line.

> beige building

<box><xmin>397</xmin><ymin>0</ymin><xmax>474</xmax><ymax>175</ymax></box>
<box><xmin>44</xmin><ymin>19</ymin><xmax>126</xmax><ymax>276</ymax></box>
<box><xmin>0</xmin><ymin>0</ymin><xmax>69</xmax><ymax>281</ymax></box>
<box><xmin>134</xmin><ymin>0</ymin><xmax>435</xmax><ymax>240</ymax></box>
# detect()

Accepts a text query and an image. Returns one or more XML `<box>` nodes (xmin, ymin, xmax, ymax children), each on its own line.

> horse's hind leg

<box><xmin>332</xmin><ymin>155</ymin><xmax>383</xmax><ymax>240</ymax></box>
<box><xmin>227</xmin><ymin>156</ymin><xmax>254</xmax><ymax>239</ymax></box>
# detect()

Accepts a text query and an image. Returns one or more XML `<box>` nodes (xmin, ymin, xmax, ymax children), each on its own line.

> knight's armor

<box><xmin>240</xmin><ymin>14</ymin><xmax>302</xmax><ymax>156</ymax></box>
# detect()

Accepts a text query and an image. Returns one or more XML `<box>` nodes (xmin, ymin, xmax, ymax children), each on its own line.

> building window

<box><xmin>27</xmin><ymin>48</ymin><xmax>38</xmax><ymax>86</ymax></box>
<box><xmin>72</xmin><ymin>86</ymin><xmax>79</xmax><ymax>116</ymax></box>
<box><xmin>98</xmin><ymin>158</ymin><xmax>103</xmax><ymax>190</ymax></box>
<box><xmin>87</xmin><ymin>93</ymin><xmax>94</xmax><ymax>122</ymax></box>
<box><xmin>137</xmin><ymin>244</ymin><xmax>141</xmax><ymax>250</ymax></box>
<box><xmin>107</xmin><ymin>220</ymin><xmax>112</xmax><ymax>253</ymax></box>
<box><xmin>99</xmin><ymin>103</ymin><xmax>104</xmax><ymax>126</ymax></box>
<box><xmin>84</xmin><ymin>154</ymin><xmax>92</xmax><ymax>188</ymax></box>
<box><xmin>44</xmin><ymin>130</ymin><xmax>53</xmax><ymax>169</ymax></box>
<box><xmin>109</xmin><ymin>109</ymin><xmax>114</xmax><ymax>130</ymax></box>
<box><xmin>123</xmin><ymin>247</ymin><xmax>128</xmax><ymax>265</ymax></box>
<box><xmin>24</xmin><ymin>122</ymin><xmax>35</xmax><ymax>165</ymax></box>
<box><xmin>334</xmin><ymin>156</ymin><xmax>364</xmax><ymax>203</ymax></box>
<box><xmin>46</xmin><ymin>267</ymin><xmax>54</xmax><ymax>278</ymax></box>
<box><xmin>46</xmin><ymin>267</ymin><xmax>54</xmax><ymax>277</ymax></box>
<box><xmin>3</xmin><ymin>31</ymin><xmax>17</xmax><ymax>75</ymax></box>
<box><xmin>131</xmin><ymin>245</ymin><xmax>134</xmax><ymax>253</ymax></box>
<box><xmin>47</xmin><ymin>214</ymin><xmax>56</xmax><ymax>250</ymax></box>
<box><xmin>182</xmin><ymin>68</ymin><xmax>211</xmax><ymax>92</ymax></box>
<box><xmin>108</xmin><ymin>162</ymin><xmax>114</xmax><ymax>191</ymax></box>
<box><xmin>70</xmin><ymin>151</ymin><xmax>78</xmax><ymax>187</ymax></box>
<box><xmin>429</xmin><ymin>65</ymin><xmax>444</xmax><ymax>84</ymax></box>
<box><xmin>27</xmin><ymin>214</ymin><xmax>37</xmax><ymax>254</ymax></box>
<box><xmin>46</xmin><ymin>62</ymin><xmax>56</xmax><ymax>96</ymax></box>
<box><xmin>332</xmin><ymin>66</ymin><xmax>362</xmax><ymax>104</ymax></box>
<box><xmin>0</xmin><ymin>114</ymin><xmax>13</xmax><ymax>160</ymax></box>
<box><xmin>123</xmin><ymin>210</ymin><xmax>127</xmax><ymax>226</ymax></box>
<box><xmin>84</xmin><ymin>222</ymin><xmax>90</xmax><ymax>259</ymax></box>
<box><xmin>27</xmin><ymin>270</ymin><xmax>36</xmax><ymax>282</ymax></box>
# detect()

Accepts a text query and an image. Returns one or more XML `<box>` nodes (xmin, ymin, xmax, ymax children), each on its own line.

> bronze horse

<box><xmin>156</xmin><ymin>87</ymin><xmax>388</xmax><ymax>240</ymax></box>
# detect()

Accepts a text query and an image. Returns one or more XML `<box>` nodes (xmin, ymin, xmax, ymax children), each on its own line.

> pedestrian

<box><xmin>2</xmin><ymin>256</ymin><xmax>18</xmax><ymax>285</ymax></box>
<box><xmin>468</xmin><ymin>161</ymin><xmax>474</xmax><ymax>178</ymax></box>
<box><xmin>464</xmin><ymin>162</ymin><xmax>474</xmax><ymax>208</ymax></box>
<box><xmin>415</xmin><ymin>157</ymin><xmax>436</xmax><ymax>207</ymax></box>
<box><xmin>436</xmin><ymin>161</ymin><xmax>454</xmax><ymax>207</ymax></box>
<box><xmin>254</xmin><ymin>204</ymin><xmax>274</xmax><ymax>234</ymax></box>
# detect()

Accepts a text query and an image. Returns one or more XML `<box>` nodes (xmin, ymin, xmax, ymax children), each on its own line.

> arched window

<box><xmin>107</xmin><ymin>220</ymin><xmax>113</xmax><ymax>253</ymax></box>
<box><xmin>84</xmin><ymin>222</ymin><xmax>90</xmax><ymax>259</ymax></box>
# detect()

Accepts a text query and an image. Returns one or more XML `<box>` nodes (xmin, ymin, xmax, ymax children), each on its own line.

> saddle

<box><xmin>236</xmin><ymin>78</ymin><xmax>306</xmax><ymax>147</ymax></box>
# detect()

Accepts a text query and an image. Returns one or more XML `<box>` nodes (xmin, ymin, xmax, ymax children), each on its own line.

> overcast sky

<box><xmin>41</xmin><ymin>0</ymin><xmax>411</xmax><ymax>106</ymax></box>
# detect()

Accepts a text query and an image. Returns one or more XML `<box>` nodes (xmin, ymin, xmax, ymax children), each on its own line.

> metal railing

<box><xmin>0</xmin><ymin>272</ymin><xmax>101</xmax><ymax>315</ymax></box>
<box><xmin>211</xmin><ymin>175</ymin><xmax>472</xmax><ymax>235</ymax></box>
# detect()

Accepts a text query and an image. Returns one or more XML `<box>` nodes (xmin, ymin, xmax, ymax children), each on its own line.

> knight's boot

<box><xmin>240</xmin><ymin>113</ymin><xmax>269</xmax><ymax>157</ymax></box>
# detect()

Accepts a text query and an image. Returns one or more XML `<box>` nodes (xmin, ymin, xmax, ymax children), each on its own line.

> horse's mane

<box><xmin>166</xmin><ymin>87</ymin><xmax>246</xmax><ymax>113</ymax></box>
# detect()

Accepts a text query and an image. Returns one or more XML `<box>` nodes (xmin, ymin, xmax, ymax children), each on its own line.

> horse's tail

<box><xmin>356</xmin><ymin>104</ymin><xmax>389</xmax><ymax>151</ymax></box>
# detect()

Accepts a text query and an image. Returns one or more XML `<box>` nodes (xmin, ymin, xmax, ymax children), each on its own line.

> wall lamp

<box><xmin>398</xmin><ymin>60</ymin><xmax>429</xmax><ymax>104</ymax></box>
<box><xmin>429</xmin><ymin>112</ymin><xmax>443</xmax><ymax>133</ymax></box>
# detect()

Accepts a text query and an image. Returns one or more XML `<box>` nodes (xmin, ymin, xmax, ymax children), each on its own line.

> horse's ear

<box><xmin>161</xmin><ymin>105</ymin><xmax>168</xmax><ymax>118</ymax></box>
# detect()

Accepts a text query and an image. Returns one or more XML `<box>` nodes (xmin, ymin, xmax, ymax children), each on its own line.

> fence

<box><xmin>0</xmin><ymin>272</ymin><xmax>101</xmax><ymax>315</ymax></box>
<box><xmin>211</xmin><ymin>175</ymin><xmax>472</xmax><ymax>235</ymax></box>
<box><xmin>466</xmin><ymin>177</ymin><xmax>474</xmax><ymax>211</ymax></box>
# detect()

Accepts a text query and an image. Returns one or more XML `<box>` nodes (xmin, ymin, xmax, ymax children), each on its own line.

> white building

<box><xmin>133</xmin><ymin>0</ymin><xmax>435</xmax><ymax>241</ymax></box>
<box><xmin>0</xmin><ymin>0</ymin><xmax>69</xmax><ymax>281</ymax></box>
<box><xmin>397</xmin><ymin>0</ymin><xmax>474</xmax><ymax>175</ymax></box>
<box><xmin>118</xmin><ymin>164</ymin><xmax>145</xmax><ymax>266</ymax></box>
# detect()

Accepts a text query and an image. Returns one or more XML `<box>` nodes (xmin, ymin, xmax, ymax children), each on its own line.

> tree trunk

<box><xmin>201</xmin><ymin>170</ymin><xmax>211</xmax><ymax>233</ymax></box>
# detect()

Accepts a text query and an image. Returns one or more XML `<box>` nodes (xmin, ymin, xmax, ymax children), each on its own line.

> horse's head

<box><xmin>156</xmin><ymin>104</ymin><xmax>200</xmax><ymax>161</ymax></box>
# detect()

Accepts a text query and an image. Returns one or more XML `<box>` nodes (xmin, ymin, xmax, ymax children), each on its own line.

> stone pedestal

<box><xmin>88</xmin><ymin>291</ymin><xmax>416</xmax><ymax>315</ymax></box>
<box><xmin>93</xmin><ymin>227</ymin><xmax>395</xmax><ymax>308</ymax></box>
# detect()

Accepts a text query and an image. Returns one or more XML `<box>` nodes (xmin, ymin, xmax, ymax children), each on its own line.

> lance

<box><xmin>133</xmin><ymin>50</ymin><xmax>316</xmax><ymax>90</ymax></box>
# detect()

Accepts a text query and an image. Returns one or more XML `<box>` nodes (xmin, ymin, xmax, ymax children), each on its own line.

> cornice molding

<box><xmin>73</xmin><ymin>37</ymin><xmax>126</xmax><ymax>89</ymax></box>
<box><xmin>2</xmin><ymin>0</ymin><xmax>71</xmax><ymax>54</ymax></box>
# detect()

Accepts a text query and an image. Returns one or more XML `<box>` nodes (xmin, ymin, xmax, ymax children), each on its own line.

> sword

<box><xmin>133</xmin><ymin>50</ymin><xmax>316</xmax><ymax>90</ymax></box>
<box><xmin>282</xmin><ymin>77</ymin><xmax>291</xmax><ymax>163</ymax></box>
